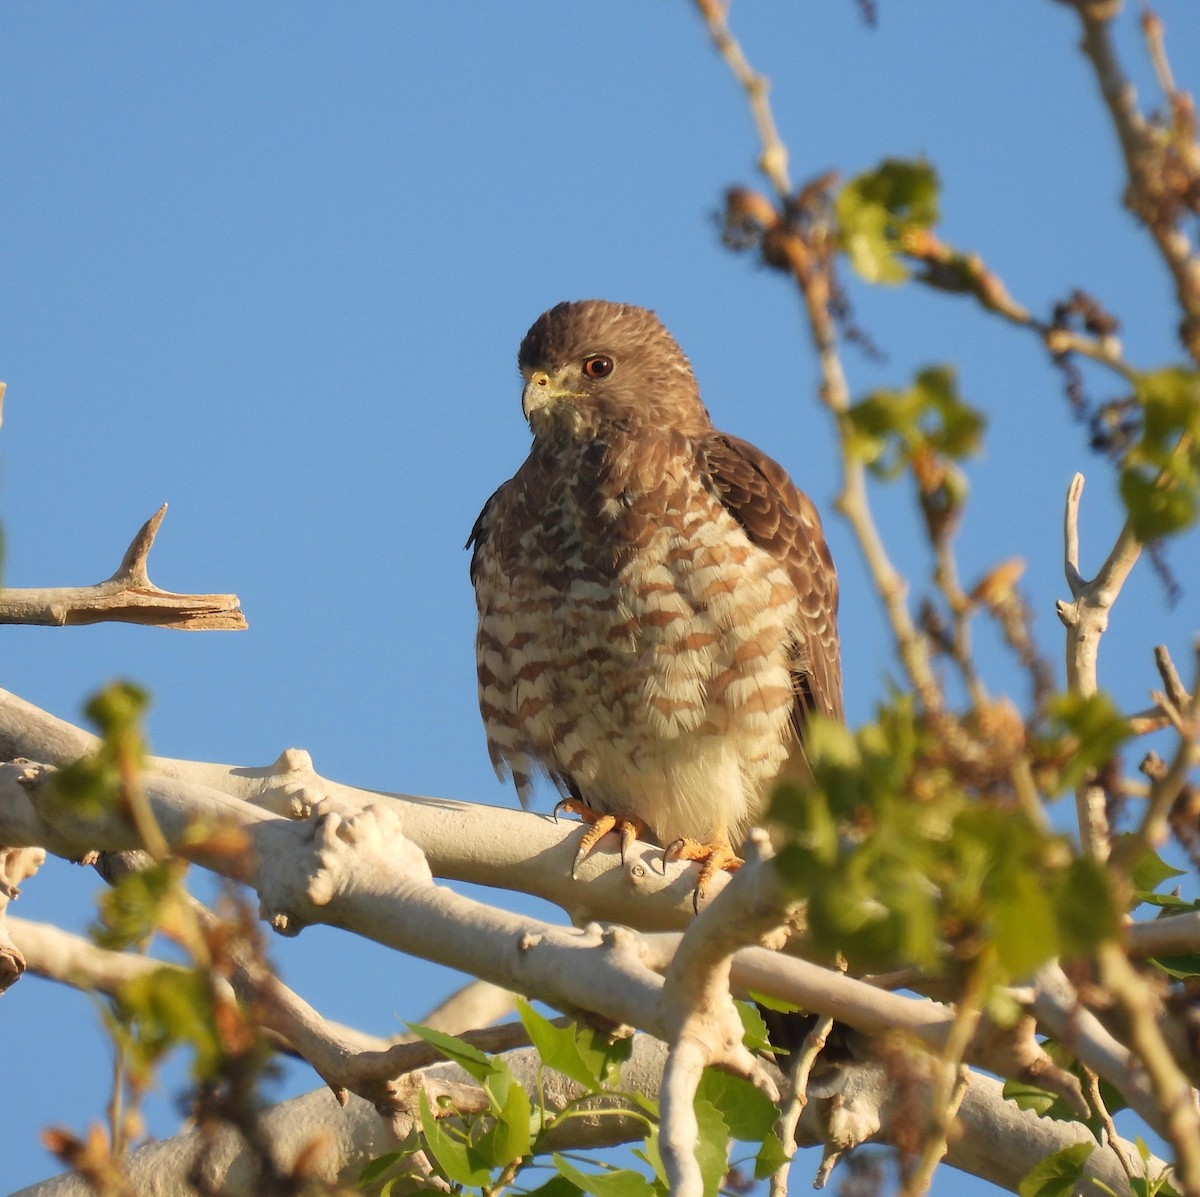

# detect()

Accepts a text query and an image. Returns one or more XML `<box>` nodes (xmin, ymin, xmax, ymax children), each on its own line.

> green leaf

<box><xmin>1149</xmin><ymin>952</ymin><xmax>1200</xmax><ymax>980</ymax></box>
<box><xmin>693</xmin><ymin>1099</ymin><xmax>731</xmax><ymax>1197</ymax></box>
<box><xmin>1137</xmin><ymin>893</ymin><xmax>1200</xmax><ymax>911</ymax></box>
<box><xmin>991</xmin><ymin>870</ymin><xmax>1058</xmax><ymax>979</ymax></box>
<box><xmin>695</xmin><ymin>1069</ymin><xmax>777</xmax><ymax>1143</ymax></box>
<box><xmin>745</xmin><ymin>990</ymin><xmax>799</xmax><ymax>1015</ymax></box>
<box><xmin>575</xmin><ymin>1022</ymin><xmax>633</xmax><ymax>1090</ymax></box>
<box><xmin>516</xmin><ymin>998</ymin><xmax>595</xmax><ymax>1087</ymax></box>
<box><xmin>86</xmin><ymin>680</ymin><xmax>151</xmax><ymax>739</ymax></box>
<box><xmin>635</xmin><ymin>1127</ymin><xmax>667</xmax><ymax>1186</ymax></box>
<box><xmin>358</xmin><ymin>1152</ymin><xmax>405</xmax><ymax>1184</ymax></box>
<box><xmin>1120</xmin><ymin>464</ymin><xmax>1197</xmax><ymax>540</ymax></box>
<box><xmin>49</xmin><ymin>681</ymin><xmax>153</xmax><ymax>818</ymax></box>
<box><xmin>479</xmin><ymin>1064</ymin><xmax>532</xmax><ymax>1164</ymax></box>
<box><xmin>1054</xmin><ymin>856</ymin><xmax>1120</xmax><ymax>958</ymax></box>
<box><xmin>92</xmin><ymin>859</ymin><xmax>186</xmax><ymax>950</ymax></box>
<box><xmin>1117</xmin><ymin>367</ymin><xmax>1200</xmax><ymax>543</ymax></box>
<box><xmin>515</xmin><ymin>998</ymin><xmax>631</xmax><ymax>1091</ymax></box>
<box><xmin>418</xmin><ymin>1088</ymin><xmax>493</xmax><ymax>1187</ymax></box>
<box><xmin>405</xmin><ymin>1022</ymin><xmax>495</xmax><ymax>1082</ymax></box>
<box><xmin>839</xmin><ymin>206</ymin><xmax>908</xmax><ymax>284</ymax></box>
<box><xmin>524</xmin><ymin>1177</ymin><xmax>586</xmax><ymax>1197</ymax></box>
<box><xmin>1132</xmin><ymin>1136</ymin><xmax>1182</xmax><ymax>1197</ymax></box>
<box><xmin>1039</xmin><ymin>692</ymin><xmax>1132</xmax><ymax>795</ymax></box>
<box><xmin>1018</xmin><ymin>1141</ymin><xmax>1095</xmax><ymax>1197</ymax></box>
<box><xmin>754</xmin><ymin>1132</ymin><xmax>791</xmax><ymax>1180</ymax></box>
<box><xmin>1002</xmin><ymin>1078</ymin><xmax>1058</xmax><ymax>1118</ymax></box>
<box><xmin>1119</xmin><ymin>840</ymin><xmax>1188</xmax><ymax>894</ymax></box>
<box><xmin>553</xmin><ymin>1155</ymin><xmax>657</xmax><ymax>1197</ymax></box>
<box><xmin>734</xmin><ymin>1000</ymin><xmax>774</xmax><ymax>1052</ymax></box>
<box><xmin>836</xmin><ymin>158</ymin><xmax>940</xmax><ymax>285</ymax></box>
<box><xmin>115</xmin><ymin>965</ymin><xmax>222</xmax><ymax>1082</ymax></box>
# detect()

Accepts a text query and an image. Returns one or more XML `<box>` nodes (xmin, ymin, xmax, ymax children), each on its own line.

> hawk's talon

<box><xmin>661</xmin><ymin>838</ymin><xmax>685</xmax><ymax>876</ymax></box>
<box><xmin>663</xmin><ymin>836</ymin><xmax>744</xmax><ymax>911</ymax></box>
<box><xmin>558</xmin><ymin>805</ymin><xmax>646</xmax><ymax>878</ymax></box>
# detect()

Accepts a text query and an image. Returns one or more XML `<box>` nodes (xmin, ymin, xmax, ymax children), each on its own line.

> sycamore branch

<box><xmin>0</xmin><ymin>505</ymin><xmax>247</xmax><ymax>632</ymax></box>
<box><xmin>0</xmin><ymin>844</ymin><xmax>44</xmax><ymax>993</ymax></box>
<box><xmin>3</xmin><ymin>687</ymin><xmax>1193</xmax><ymax>1097</ymax></box>
<box><xmin>13</xmin><ymin>1041</ymin><xmax>1165</xmax><ymax>1197</ymax></box>
<box><xmin>1056</xmin><ymin>473</ymin><xmax>1144</xmax><ymax>858</ymax></box>
<box><xmin>8</xmin><ymin>914</ymin><xmax>520</xmax><ymax>1121</ymax></box>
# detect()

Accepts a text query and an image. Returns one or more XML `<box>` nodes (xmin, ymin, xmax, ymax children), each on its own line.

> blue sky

<box><xmin>2</xmin><ymin>3</ymin><xmax>1198</xmax><ymax>1193</ymax></box>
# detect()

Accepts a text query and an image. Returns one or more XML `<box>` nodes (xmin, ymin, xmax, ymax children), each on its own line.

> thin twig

<box><xmin>1070</xmin><ymin>3</ymin><xmax>1200</xmax><ymax>363</ymax></box>
<box><xmin>769</xmin><ymin>1015</ymin><xmax>834</xmax><ymax>1197</ymax></box>
<box><xmin>692</xmin><ymin>0</ymin><xmax>792</xmax><ymax>200</ymax></box>
<box><xmin>693</xmin><ymin>0</ymin><xmax>942</xmax><ymax>712</ymax></box>
<box><xmin>1085</xmin><ymin>1066</ymin><xmax>1141</xmax><ymax>1182</ymax></box>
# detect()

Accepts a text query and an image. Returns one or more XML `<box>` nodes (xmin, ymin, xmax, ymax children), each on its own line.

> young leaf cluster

<box><xmin>768</xmin><ymin>704</ymin><xmax>1123</xmax><ymax>982</ymax></box>
<box><xmin>369</xmin><ymin>1003</ymin><xmax>786</xmax><ymax>1197</ymax></box>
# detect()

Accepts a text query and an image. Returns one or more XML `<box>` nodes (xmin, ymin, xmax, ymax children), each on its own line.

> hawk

<box><xmin>469</xmin><ymin>300</ymin><xmax>842</xmax><ymax>892</ymax></box>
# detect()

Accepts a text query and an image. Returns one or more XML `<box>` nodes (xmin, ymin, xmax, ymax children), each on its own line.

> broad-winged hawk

<box><xmin>469</xmin><ymin>300</ymin><xmax>841</xmax><ymax>888</ymax></box>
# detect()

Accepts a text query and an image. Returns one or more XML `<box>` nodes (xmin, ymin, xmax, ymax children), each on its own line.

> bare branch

<box><xmin>690</xmin><ymin>0</ymin><xmax>791</xmax><ymax>199</ymax></box>
<box><xmin>1031</xmin><ymin>961</ymin><xmax>1173</xmax><ymax>1138</ymax></box>
<box><xmin>0</xmin><ymin>845</ymin><xmax>44</xmax><ymax>993</ymax></box>
<box><xmin>1067</xmin><ymin>2</ymin><xmax>1200</xmax><ymax>364</ymax></box>
<box><xmin>1056</xmin><ymin>473</ymin><xmax>1144</xmax><ymax>858</ymax></box>
<box><xmin>693</xmin><ymin>1</ymin><xmax>943</xmax><ymax>713</ymax></box>
<box><xmin>656</xmin><ymin>836</ymin><xmax>784</xmax><ymax>1196</ymax></box>
<box><xmin>0</xmin><ymin>505</ymin><xmax>247</xmax><ymax>632</ymax></box>
<box><xmin>1128</xmin><ymin>911</ymin><xmax>1200</xmax><ymax>958</ymax></box>
<box><xmin>1114</xmin><ymin>641</ymin><xmax>1200</xmax><ymax>870</ymax></box>
<box><xmin>0</xmin><ymin>685</ymin><xmax>727</xmax><ymax>930</ymax></box>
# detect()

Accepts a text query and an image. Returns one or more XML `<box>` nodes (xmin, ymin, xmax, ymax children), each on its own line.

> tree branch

<box><xmin>0</xmin><ymin>505</ymin><xmax>247</xmax><ymax>632</ymax></box>
<box><xmin>1056</xmin><ymin>473</ymin><xmax>1144</xmax><ymax>858</ymax></box>
<box><xmin>12</xmin><ymin>1036</ymin><xmax>1168</xmax><ymax>1197</ymax></box>
<box><xmin>0</xmin><ymin>845</ymin><xmax>45</xmax><ymax>992</ymax></box>
<box><xmin>1066</xmin><ymin>1</ymin><xmax>1200</xmax><ymax>364</ymax></box>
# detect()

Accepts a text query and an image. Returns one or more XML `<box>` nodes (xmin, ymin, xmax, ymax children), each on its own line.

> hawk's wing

<box><xmin>698</xmin><ymin>432</ymin><xmax>844</xmax><ymax>732</ymax></box>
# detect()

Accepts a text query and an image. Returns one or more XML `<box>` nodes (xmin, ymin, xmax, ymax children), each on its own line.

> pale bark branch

<box><xmin>8</xmin><ymin>915</ymin><xmax>524</xmax><ymax>1119</ymax></box>
<box><xmin>1056</xmin><ymin>473</ymin><xmax>1144</xmax><ymax>859</ymax></box>
<box><xmin>0</xmin><ymin>685</ymin><xmax>726</xmax><ymax>929</ymax></box>
<box><xmin>10</xmin><ymin>1036</ymin><xmax>1169</xmax><ymax>1197</ymax></box>
<box><xmin>0</xmin><ymin>845</ymin><xmax>44</xmax><ymax>992</ymax></box>
<box><xmin>656</xmin><ymin>834</ymin><xmax>783</xmax><ymax>1197</ymax></box>
<box><xmin>0</xmin><ymin>505</ymin><xmax>247</xmax><ymax>632</ymax></box>
<box><xmin>1031</xmin><ymin>961</ymin><xmax>1171</xmax><ymax>1137</ymax></box>
<box><xmin>1128</xmin><ymin>910</ymin><xmax>1200</xmax><ymax>958</ymax></box>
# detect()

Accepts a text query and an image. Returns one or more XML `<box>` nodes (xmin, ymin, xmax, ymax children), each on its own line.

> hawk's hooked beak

<box><xmin>521</xmin><ymin>369</ymin><xmax>554</xmax><ymax>421</ymax></box>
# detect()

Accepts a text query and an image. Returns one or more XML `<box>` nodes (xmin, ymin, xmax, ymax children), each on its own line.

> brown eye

<box><xmin>582</xmin><ymin>355</ymin><xmax>613</xmax><ymax>379</ymax></box>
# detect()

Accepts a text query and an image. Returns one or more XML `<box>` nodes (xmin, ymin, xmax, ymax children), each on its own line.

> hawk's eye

<box><xmin>582</xmin><ymin>355</ymin><xmax>614</xmax><ymax>379</ymax></box>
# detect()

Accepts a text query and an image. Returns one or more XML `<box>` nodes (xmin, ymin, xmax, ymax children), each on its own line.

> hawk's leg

<box><xmin>664</xmin><ymin>836</ymin><xmax>743</xmax><ymax>911</ymax></box>
<box><xmin>554</xmin><ymin>800</ymin><xmax>647</xmax><ymax>877</ymax></box>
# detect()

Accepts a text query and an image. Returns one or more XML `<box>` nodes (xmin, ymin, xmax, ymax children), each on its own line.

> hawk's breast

<box><xmin>472</xmin><ymin>432</ymin><xmax>800</xmax><ymax>845</ymax></box>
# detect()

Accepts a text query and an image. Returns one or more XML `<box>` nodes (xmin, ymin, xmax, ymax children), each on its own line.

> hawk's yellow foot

<box><xmin>554</xmin><ymin>800</ymin><xmax>647</xmax><ymax>877</ymax></box>
<box><xmin>664</xmin><ymin>836</ymin><xmax>743</xmax><ymax>911</ymax></box>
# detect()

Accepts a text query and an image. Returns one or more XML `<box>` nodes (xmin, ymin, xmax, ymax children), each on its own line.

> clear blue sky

<box><xmin>2</xmin><ymin>4</ymin><xmax>1198</xmax><ymax>1193</ymax></box>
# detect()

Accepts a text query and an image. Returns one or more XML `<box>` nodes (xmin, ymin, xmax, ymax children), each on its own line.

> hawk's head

<box><xmin>517</xmin><ymin>300</ymin><xmax>710</xmax><ymax>440</ymax></box>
